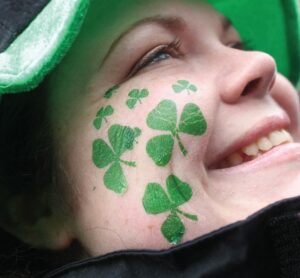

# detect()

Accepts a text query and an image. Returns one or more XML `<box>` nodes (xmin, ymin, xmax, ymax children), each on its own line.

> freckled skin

<box><xmin>46</xmin><ymin>0</ymin><xmax>300</xmax><ymax>257</ymax></box>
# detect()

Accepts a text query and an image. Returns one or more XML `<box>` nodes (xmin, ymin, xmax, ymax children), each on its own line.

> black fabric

<box><xmin>269</xmin><ymin>213</ymin><xmax>300</xmax><ymax>278</ymax></box>
<box><xmin>43</xmin><ymin>196</ymin><xmax>300</xmax><ymax>278</ymax></box>
<box><xmin>0</xmin><ymin>0</ymin><xmax>50</xmax><ymax>52</ymax></box>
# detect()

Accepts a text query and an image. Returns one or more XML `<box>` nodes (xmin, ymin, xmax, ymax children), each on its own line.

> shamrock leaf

<box><xmin>161</xmin><ymin>213</ymin><xmax>185</xmax><ymax>245</ymax></box>
<box><xmin>172</xmin><ymin>80</ymin><xmax>198</xmax><ymax>94</ymax></box>
<box><xmin>147</xmin><ymin>100</ymin><xmax>177</xmax><ymax>133</ymax></box>
<box><xmin>142</xmin><ymin>175</ymin><xmax>198</xmax><ymax>244</ymax></box>
<box><xmin>104</xmin><ymin>162</ymin><xmax>127</xmax><ymax>193</ymax></box>
<box><xmin>104</xmin><ymin>85</ymin><xmax>119</xmax><ymax>99</ymax></box>
<box><xmin>93</xmin><ymin>105</ymin><xmax>114</xmax><ymax>130</ymax></box>
<box><xmin>109</xmin><ymin>125</ymin><xmax>138</xmax><ymax>157</ymax></box>
<box><xmin>126</xmin><ymin>99</ymin><xmax>137</xmax><ymax>109</ymax></box>
<box><xmin>146</xmin><ymin>135</ymin><xmax>174</xmax><ymax>166</ymax></box>
<box><xmin>146</xmin><ymin>100</ymin><xmax>207</xmax><ymax>166</ymax></box>
<box><xmin>92</xmin><ymin>124</ymin><xmax>141</xmax><ymax>194</ymax></box>
<box><xmin>166</xmin><ymin>175</ymin><xmax>192</xmax><ymax>206</ymax></box>
<box><xmin>126</xmin><ymin>89</ymin><xmax>149</xmax><ymax>109</ymax></box>
<box><xmin>143</xmin><ymin>183</ymin><xmax>172</xmax><ymax>214</ymax></box>
<box><xmin>92</xmin><ymin>139</ymin><xmax>116</xmax><ymax>168</ymax></box>
<box><xmin>189</xmin><ymin>84</ymin><xmax>197</xmax><ymax>92</ymax></box>
<box><xmin>178</xmin><ymin>103</ymin><xmax>207</xmax><ymax>135</ymax></box>
<box><xmin>134</xmin><ymin>127</ymin><xmax>142</xmax><ymax>138</ymax></box>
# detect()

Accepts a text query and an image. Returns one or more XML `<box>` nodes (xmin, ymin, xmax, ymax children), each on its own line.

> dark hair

<box><xmin>0</xmin><ymin>85</ymin><xmax>54</xmax><ymax>276</ymax></box>
<box><xmin>0</xmin><ymin>84</ymin><xmax>88</xmax><ymax>277</ymax></box>
<box><xmin>0</xmin><ymin>84</ymin><xmax>53</xmax><ymax>197</ymax></box>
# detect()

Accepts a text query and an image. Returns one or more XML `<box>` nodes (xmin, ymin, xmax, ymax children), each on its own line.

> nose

<box><xmin>218</xmin><ymin>49</ymin><xmax>276</xmax><ymax>103</ymax></box>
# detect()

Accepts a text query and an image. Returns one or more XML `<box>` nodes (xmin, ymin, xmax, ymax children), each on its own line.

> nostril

<box><xmin>241</xmin><ymin>78</ymin><xmax>261</xmax><ymax>96</ymax></box>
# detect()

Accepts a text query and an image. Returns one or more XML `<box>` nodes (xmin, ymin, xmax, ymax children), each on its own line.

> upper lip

<box><xmin>208</xmin><ymin>114</ymin><xmax>291</xmax><ymax>169</ymax></box>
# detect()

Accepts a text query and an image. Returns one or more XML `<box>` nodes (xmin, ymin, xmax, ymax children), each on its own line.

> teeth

<box><xmin>221</xmin><ymin>129</ymin><xmax>293</xmax><ymax>168</ymax></box>
<box><xmin>257</xmin><ymin>137</ymin><xmax>273</xmax><ymax>151</ymax></box>
<box><xmin>243</xmin><ymin>129</ymin><xmax>293</xmax><ymax>155</ymax></box>
<box><xmin>242</xmin><ymin>143</ymin><xmax>259</xmax><ymax>156</ymax></box>
<box><xmin>268</xmin><ymin>130</ymin><xmax>292</xmax><ymax>146</ymax></box>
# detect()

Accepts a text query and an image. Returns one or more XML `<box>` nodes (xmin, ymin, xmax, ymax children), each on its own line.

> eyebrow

<box><xmin>100</xmin><ymin>15</ymin><xmax>187</xmax><ymax>67</ymax></box>
<box><xmin>100</xmin><ymin>14</ymin><xmax>232</xmax><ymax>67</ymax></box>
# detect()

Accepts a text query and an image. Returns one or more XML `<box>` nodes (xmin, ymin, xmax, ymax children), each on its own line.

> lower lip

<box><xmin>210</xmin><ymin>143</ymin><xmax>300</xmax><ymax>174</ymax></box>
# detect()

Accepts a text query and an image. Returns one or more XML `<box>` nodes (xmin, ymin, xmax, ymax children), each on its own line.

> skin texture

<box><xmin>43</xmin><ymin>0</ymin><xmax>300</xmax><ymax>256</ymax></box>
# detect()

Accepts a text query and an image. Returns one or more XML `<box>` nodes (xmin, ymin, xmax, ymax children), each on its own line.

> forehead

<box><xmin>85</xmin><ymin>0</ymin><xmax>222</xmax><ymax>33</ymax></box>
<box><xmin>75</xmin><ymin>0</ymin><xmax>224</xmax><ymax>61</ymax></box>
<box><xmin>47</xmin><ymin>0</ymin><xmax>225</xmax><ymax>117</ymax></box>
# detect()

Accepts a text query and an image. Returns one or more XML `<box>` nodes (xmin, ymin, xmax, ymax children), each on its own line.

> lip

<box><xmin>209</xmin><ymin>142</ymin><xmax>300</xmax><ymax>174</ymax></box>
<box><xmin>208</xmin><ymin>114</ymin><xmax>291</xmax><ymax>169</ymax></box>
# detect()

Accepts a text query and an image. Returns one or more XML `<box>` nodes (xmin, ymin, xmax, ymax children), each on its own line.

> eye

<box><xmin>128</xmin><ymin>39</ymin><xmax>182</xmax><ymax>77</ymax></box>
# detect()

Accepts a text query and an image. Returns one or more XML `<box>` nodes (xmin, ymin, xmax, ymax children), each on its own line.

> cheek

<box><xmin>65</xmin><ymin>77</ymin><xmax>216</xmax><ymax>252</ymax></box>
<box><xmin>90</xmin><ymin>78</ymin><xmax>214</xmax><ymax>193</ymax></box>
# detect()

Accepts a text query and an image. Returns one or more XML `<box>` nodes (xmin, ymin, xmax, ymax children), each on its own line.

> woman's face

<box><xmin>47</xmin><ymin>0</ymin><xmax>300</xmax><ymax>256</ymax></box>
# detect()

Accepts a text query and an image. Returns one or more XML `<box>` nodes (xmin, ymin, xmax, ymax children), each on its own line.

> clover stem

<box><xmin>175</xmin><ymin>132</ymin><xmax>187</xmax><ymax>156</ymax></box>
<box><xmin>175</xmin><ymin>208</ymin><xmax>198</xmax><ymax>221</ymax></box>
<box><xmin>138</xmin><ymin>98</ymin><xmax>142</xmax><ymax>104</ymax></box>
<box><xmin>119</xmin><ymin>159</ymin><xmax>136</xmax><ymax>167</ymax></box>
<box><xmin>104</xmin><ymin>117</ymin><xmax>108</xmax><ymax>123</ymax></box>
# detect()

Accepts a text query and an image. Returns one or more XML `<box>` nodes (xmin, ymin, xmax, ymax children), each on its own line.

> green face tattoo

<box><xmin>126</xmin><ymin>88</ymin><xmax>149</xmax><ymax>109</ymax></box>
<box><xmin>104</xmin><ymin>85</ymin><xmax>119</xmax><ymax>99</ymax></box>
<box><xmin>93</xmin><ymin>105</ymin><xmax>114</xmax><ymax>130</ymax></box>
<box><xmin>146</xmin><ymin>100</ymin><xmax>207</xmax><ymax>166</ymax></box>
<box><xmin>172</xmin><ymin>80</ymin><xmax>198</xmax><ymax>94</ymax></box>
<box><xmin>143</xmin><ymin>175</ymin><xmax>198</xmax><ymax>244</ymax></box>
<box><xmin>93</xmin><ymin>124</ymin><xmax>141</xmax><ymax>194</ymax></box>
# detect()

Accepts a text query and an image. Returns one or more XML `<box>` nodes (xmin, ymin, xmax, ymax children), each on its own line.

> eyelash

<box><xmin>128</xmin><ymin>38</ymin><xmax>182</xmax><ymax>77</ymax></box>
<box><xmin>127</xmin><ymin>38</ymin><xmax>251</xmax><ymax>78</ymax></box>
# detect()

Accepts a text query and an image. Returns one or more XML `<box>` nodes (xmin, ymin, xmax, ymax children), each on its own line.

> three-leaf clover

<box><xmin>143</xmin><ymin>175</ymin><xmax>198</xmax><ymax>244</ymax></box>
<box><xmin>104</xmin><ymin>85</ymin><xmax>119</xmax><ymax>99</ymax></box>
<box><xmin>93</xmin><ymin>105</ymin><xmax>114</xmax><ymax>129</ymax></box>
<box><xmin>172</xmin><ymin>80</ymin><xmax>197</xmax><ymax>94</ymax></box>
<box><xmin>93</xmin><ymin>124</ymin><xmax>141</xmax><ymax>194</ymax></box>
<box><xmin>146</xmin><ymin>99</ymin><xmax>207</xmax><ymax>166</ymax></box>
<box><xmin>126</xmin><ymin>89</ymin><xmax>149</xmax><ymax>109</ymax></box>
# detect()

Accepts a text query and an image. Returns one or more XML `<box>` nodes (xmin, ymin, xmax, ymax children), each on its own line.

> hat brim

<box><xmin>0</xmin><ymin>0</ymin><xmax>299</xmax><ymax>94</ymax></box>
<box><xmin>0</xmin><ymin>0</ymin><xmax>89</xmax><ymax>94</ymax></box>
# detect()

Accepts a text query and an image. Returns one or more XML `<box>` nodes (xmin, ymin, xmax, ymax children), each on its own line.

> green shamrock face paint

<box><xmin>93</xmin><ymin>124</ymin><xmax>141</xmax><ymax>194</ymax></box>
<box><xmin>104</xmin><ymin>85</ymin><xmax>119</xmax><ymax>99</ymax></box>
<box><xmin>172</xmin><ymin>80</ymin><xmax>197</xmax><ymax>94</ymax></box>
<box><xmin>146</xmin><ymin>100</ymin><xmax>207</xmax><ymax>166</ymax></box>
<box><xmin>126</xmin><ymin>88</ymin><xmax>149</xmax><ymax>109</ymax></box>
<box><xmin>143</xmin><ymin>175</ymin><xmax>198</xmax><ymax>244</ymax></box>
<box><xmin>93</xmin><ymin>105</ymin><xmax>114</xmax><ymax>130</ymax></box>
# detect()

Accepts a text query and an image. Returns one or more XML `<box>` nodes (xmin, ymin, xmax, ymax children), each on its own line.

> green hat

<box><xmin>0</xmin><ymin>0</ymin><xmax>299</xmax><ymax>95</ymax></box>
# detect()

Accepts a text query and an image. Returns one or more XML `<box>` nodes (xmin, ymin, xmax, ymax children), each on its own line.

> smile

<box><xmin>217</xmin><ymin>129</ymin><xmax>293</xmax><ymax>169</ymax></box>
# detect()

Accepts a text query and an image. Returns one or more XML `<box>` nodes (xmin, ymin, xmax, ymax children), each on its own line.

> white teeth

<box><xmin>257</xmin><ymin>137</ymin><xmax>273</xmax><ymax>151</ymax></box>
<box><xmin>242</xmin><ymin>143</ymin><xmax>259</xmax><ymax>156</ymax></box>
<box><xmin>268</xmin><ymin>130</ymin><xmax>284</xmax><ymax>145</ymax></box>
<box><xmin>227</xmin><ymin>153</ymin><xmax>243</xmax><ymax>166</ymax></box>
<box><xmin>268</xmin><ymin>129</ymin><xmax>293</xmax><ymax>146</ymax></box>
<box><xmin>220</xmin><ymin>129</ymin><xmax>293</xmax><ymax>168</ymax></box>
<box><xmin>241</xmin><ymin>129</ymin><xmax>293</xmax><ymax>156</ymax></box>
<box><xmin>283</xmin><ymin>130</ymin><xmax>294</xmax><ymax>142</ymax></box>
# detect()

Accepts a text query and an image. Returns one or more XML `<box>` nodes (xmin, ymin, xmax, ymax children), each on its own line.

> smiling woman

<box><xmin>1</xmin><ymin>0</ymin><xmax>300</xmax><ymax>277</ymax></box>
